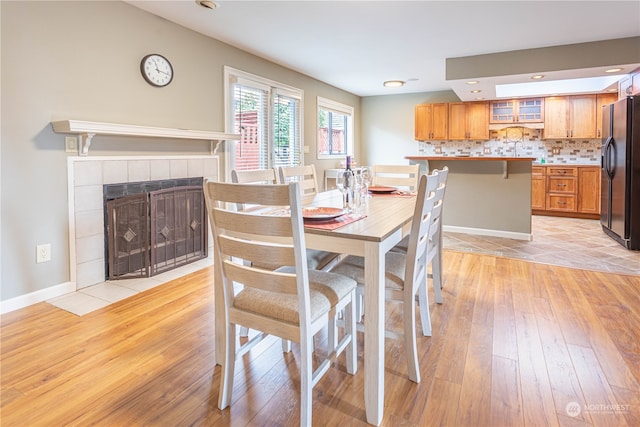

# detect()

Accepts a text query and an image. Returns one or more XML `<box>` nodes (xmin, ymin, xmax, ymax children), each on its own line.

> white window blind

<box><xmin>226</xmin><ymin>67</ymin><xmax>303</xmax><ymax>173</ymax></box>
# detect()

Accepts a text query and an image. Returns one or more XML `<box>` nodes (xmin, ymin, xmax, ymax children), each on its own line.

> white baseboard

<box><xmin>443</xmin><ymin>225</ymin><xmax>532</xmax><ymax>241</ymax></box>
<box><xmin>1</xmin><ymin>282</ymin><xmax>75</xmax><ymax>314</ymax></box>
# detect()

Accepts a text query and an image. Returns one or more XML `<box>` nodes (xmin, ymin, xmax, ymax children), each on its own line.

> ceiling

<box><xmin>126</xmin><ymin>0</ymin><xmax>640</xmax><ymax>100</ymax></box>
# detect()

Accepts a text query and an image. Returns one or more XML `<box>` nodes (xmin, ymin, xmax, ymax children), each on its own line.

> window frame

<box><xmin>316</xmin><ymin>96</ymin><xmax>354</xmax><ymax>160</ymax></box>
<box><xmin>224</xmin><ymin>66</ymin><xmax>304</xmax><ymax>180</ymax></box>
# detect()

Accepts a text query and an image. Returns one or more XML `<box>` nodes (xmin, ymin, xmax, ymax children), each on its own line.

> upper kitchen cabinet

<box><xmin>596</xmin><ymin>92</ymin><xmax>618</xmax><ymax>138</ymax></box>
<box><xmin>618</xmin><ymin>68</ymin><xmax>640</xmax><ymax>99</ymax></box>
<box><xmin>489</xmin><ymin>98</ymin><xmax>544</xmax><ymax>125</ymax></box>
<box><xmin>448</xmin><ymin>101</ymin><xmax>489</xmax><ymax>140</ymax></box>
<box><xmin>415</xmin><ymin>103</ymin><xmax>448</xmax><ymax>140</ymax></box>
<box><xmin>543</xmin><ymin>95</ymin><xmax>597</xmax><ymax>139</ymax></box>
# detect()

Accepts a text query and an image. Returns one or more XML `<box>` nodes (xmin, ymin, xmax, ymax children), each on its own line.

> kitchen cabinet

<box><xmin>618</xmin><ymin>69</ymin><xmax>640</xmax><ymax>99</ymax></box>
<box><xmin>532</xmin><ymin>165</ymin><xmax>600</xmax><ymax>218</ymax></box>
<box><xmin>596</xmin><ymin>93</ymin><xmax>618</xmax><ymax>138</ymax></box>
<box><xmin>448</xmin><ymin>101</ymin><xmax>489</xmax><ymax>140</ymax></box>
<box><xmin>546</xmin><ymin>166</ymin><xmax>577</xmax><ymax>212</ymax></box>
<box><xmin>577</xmin><ymin>166</ymin><xmax>601</xmax><ymax>214</ymax></box>
<box><xmin>543</xmin><ymin>95</ymin><xmax>597</xmax><ymax>139</ymax></box>
<box><xmin>415</xmin><ymin>103</ymin><xmax>448</xmax><ymax>140</ymax></box>
<box><xmin>531</xmin><ymin>166</ymin><xmax>546</xmax><ymax>210</ymax></box>
<box><xmin>490</xmin><ymin>98</ymin><xmax>544</xmax><ymax>124</ymax></box>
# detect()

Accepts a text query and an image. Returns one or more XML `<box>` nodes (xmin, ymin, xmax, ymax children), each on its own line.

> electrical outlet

<box><xmin>65</xmin><ymin>136</ymin><xmax>78</xmax><ymax>153</ymax></box>
<box><xmin>36</xmin><ymin>243</ymin><xmax>51</xmax><ymax>263</ymax></box>
<box><xmin>552</xmin><ymin>147</ymin><xmax>561</xmax><ymax>155</ymax></box>
<box><xmin>483</xmin><ymin>147</ymin><xmax>491</xmax><ymax>154</ymax></box>
<box><xmin>303</xmin><ymin>145</ymin><xmax>310</xmax><ymax>153</ymax></box>
<box><xmin>434</xmin><ymin>147</ymin><xmax>442</xmax><ymax>154</ymax></box>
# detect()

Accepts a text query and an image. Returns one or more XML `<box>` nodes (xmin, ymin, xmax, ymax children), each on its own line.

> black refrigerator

<box><xmin>601</xmin><ymin>96</ymin><xmax>640</xmax><ymax>250</ymax></box>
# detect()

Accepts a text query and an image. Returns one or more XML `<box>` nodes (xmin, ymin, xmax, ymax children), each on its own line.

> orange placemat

<box><xmin>303</xmin><ymin>214</ymin><xmax>367</xmax><ymax>230</ymax></box>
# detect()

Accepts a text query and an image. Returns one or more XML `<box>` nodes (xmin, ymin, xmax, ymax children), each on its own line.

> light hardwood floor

<box><xmin>2</xmin><ymin>251</ymin><xmax>640</xmax><ymax>426</ymax></box>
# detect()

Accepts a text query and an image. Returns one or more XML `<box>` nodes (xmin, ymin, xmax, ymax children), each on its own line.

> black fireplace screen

<box><xmin>106</xmin><ymin>182</ymin><xmax>207</xmax><ymax>280</ymax></box>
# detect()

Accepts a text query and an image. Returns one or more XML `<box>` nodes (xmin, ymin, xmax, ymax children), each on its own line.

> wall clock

<box><xmin>140</xmin><ymin>54</ymin><xmax>173</xmax><ymax>87</ymax></box>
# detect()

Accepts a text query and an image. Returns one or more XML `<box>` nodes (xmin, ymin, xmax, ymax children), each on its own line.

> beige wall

<box><xmin>0</xmin><ymin>1</ymin><xmax>360</xmax><ymax>302</ymax></box>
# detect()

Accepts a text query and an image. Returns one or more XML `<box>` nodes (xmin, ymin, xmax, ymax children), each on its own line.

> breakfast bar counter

<box><xmin>406</xmin><ymin>156</ymin><xmax>536</xmax><ymax>240</ymax></box>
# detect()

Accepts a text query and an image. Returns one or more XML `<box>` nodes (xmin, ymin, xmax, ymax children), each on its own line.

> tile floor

<box><xmin>48</xmin><ymin>215</ymin><xmax>639</xmax><ymax>317</ymax></box>
<box><xmin>444</xmin><ymin>215</ymin><xmax>640</xmax><ymax>276</ymax></box>
<box><xmin>47</xmin><ymin>255</ymin><xmax>214</xmax><ymax>316</ymax></box>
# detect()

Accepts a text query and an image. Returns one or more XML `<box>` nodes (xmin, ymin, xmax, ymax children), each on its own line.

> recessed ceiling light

<box><xmin>466</xmin><ymin>81</ymin><xmax>479</xmax><ymax>85</ymax></box>
<box><xmin>605</xmin><ymin>68</ymin><xmax>623</xmax><ymax>73</ymax></box>
<box><xmin>196</xmin><ymin>0</ymin><xmax>218</xmax><ymax>9</ymax></box>
<box><xmin>471</xmin><ymin>89</ymin><xmax>482</xmax><ymax>93</ymax></box>
<box><xmin>383</xmin><ymin>80</ymin><xmax>405</xmax><ymax>88</ymax></box>
<box><xmin>531</xmin><ymin>75</ymin><xmax>545</xmax><ymax>80</ymax></box>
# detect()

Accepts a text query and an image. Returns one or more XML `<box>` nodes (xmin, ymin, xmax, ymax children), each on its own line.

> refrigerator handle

<box><xmin>604</xmin><ymin>136</ymin><xmax>615</xmax><ymax>179</ymax></box>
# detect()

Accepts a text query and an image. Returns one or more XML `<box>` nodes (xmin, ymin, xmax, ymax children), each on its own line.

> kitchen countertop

<box><xmin>406</xmin><ymin>156</ymin><xmax>536</xmax><ymax>161</ymax></box>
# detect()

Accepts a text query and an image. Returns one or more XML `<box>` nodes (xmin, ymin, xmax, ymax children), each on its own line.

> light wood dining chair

<box><xmin>329</xmin><ymin>171</ymin><xmax>438</xmax><ymax>383</ymax></box>
<box><xmin>278</xmin><ymin>164</ymin><xmax>320</xmax><ymax>204</ymax></box>
<box><xmin>371</xmin><ymin>163</ymin><xmax>420</xmax><ymax>191</ymax></box>
<box><xmin>277</xmin><ymin>164</ymin><xmax>341</xmax><ymax>271</ymax></box>
<box><xmin>392</xmin><ymin>166</ymin><xmax>449</xmax><ymax>304</ymax></box>
<box><xmin>204</xmin><ymin>179</ymin><xmax>357</xmax><ymax>426</ymax></box>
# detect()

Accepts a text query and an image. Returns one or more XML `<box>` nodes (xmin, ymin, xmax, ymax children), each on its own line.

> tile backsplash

<box><xmin>417</xmin><ymin>128</ymin><xmax>601</xmax><ymax>165</ymax></box>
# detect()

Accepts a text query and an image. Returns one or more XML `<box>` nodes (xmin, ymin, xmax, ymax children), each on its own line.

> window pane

<box><xmin>233</xmin><ymin>83</ymin><xmax>269</xmax><ymax>171</ymax></box>
<box><xmin>317</xmin><ymin>97</ymin><xmax>353</xmax><ymax>159</ymax></box>
<box><xmin>273</xmin><ymin>93</ymin><xmax>301</xmax><ymax>168</ymax></box>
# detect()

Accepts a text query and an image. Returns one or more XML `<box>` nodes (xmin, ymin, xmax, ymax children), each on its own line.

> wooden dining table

<box><xmin>213</xmin><ymin>189</ymin><xmax>417</xmax><ymax>426</ymax></box>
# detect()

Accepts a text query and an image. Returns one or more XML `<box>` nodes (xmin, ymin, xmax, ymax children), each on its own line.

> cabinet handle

<box><xmin>557</xmin><ymin>184</ymin><xmax>567</xmax><ymax>187</ymax></box>
<box><xmin>558</xmin><ymin>201</ymin><xmax>567</xmax><ymax>205</ymax></box>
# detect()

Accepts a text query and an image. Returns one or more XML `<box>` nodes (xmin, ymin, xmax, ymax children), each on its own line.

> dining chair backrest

<box><xmin>371</xmin><ymin>164</ymin><xmax>420</xmax><ymax>191</ymax></box>
<box><xmin>404</xmin><ymin>172</ymin><xmax>438</xmax><ymax>301</ymax></box>
<box><xmin>278</xmin><ymin>164</ymin><xmax>319</xmax><ymax>204</ymax></box>
<box><xmin>231</xmin><ymin>168</ymin><xmax>279</xmax><ymax>185</ymax></box>
<box><xmin>203</xmin><ymin>179</ymin><xmax>357</xmax><ymax>425</ymax></box>
<box><xmin>427</xmin><ymin>166</ymin><xmax>448</xmax><ymax>305</ymax></box>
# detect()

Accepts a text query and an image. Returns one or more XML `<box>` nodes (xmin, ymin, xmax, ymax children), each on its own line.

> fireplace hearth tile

<box><xmin>47</xmin><ymin>292</ymin><xmax>110</xmax><ymax>316</ymax></box>
<box><xmin>80</xmin><ymin>283</ymin><xmax>138</xmax><ymax>303</ymax></box>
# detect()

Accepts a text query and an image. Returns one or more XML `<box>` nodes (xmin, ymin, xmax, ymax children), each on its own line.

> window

<box><xmin>225</xmin><ymin>67</ymin><xmax>303</xmax><ymax>173</ymax></box>
<box><xmin>317</xmin><ymin>97</ymin><xmax>354</xmax><ymax>159</ymax></box>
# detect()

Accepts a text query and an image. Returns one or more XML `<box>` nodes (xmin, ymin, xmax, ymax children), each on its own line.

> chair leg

<box><xmin>404</xmin><ymin>291</ymin><xmax>420</xmax><ymax>383</ymax></box>
<box><xmin>218</xmin><ymin>322</ymin><xmax>237</xmax><ymax>410</ymax></box>
<box><xmin>300</xmin><ymin>333</ymin><xmax>313</xmax><ymax>426</ymax></box>
<box><xmin>356</xmin><ymin>287</ymin><xmax>365</xmax><ymax>322</ymax></box>
<box><xmin>418</xmin><ymin>281</ymin><xmax>432</xmax><ymax>337</ymax></box>
<box><xmin>432</xmin><ymin>246</ymin><xmax>443</xmax><ymax>304</ymax></box>
<box><xmin>345</xmin><ymin>290</ymin><xmax>357</xmax><ymax>374</ymax></box>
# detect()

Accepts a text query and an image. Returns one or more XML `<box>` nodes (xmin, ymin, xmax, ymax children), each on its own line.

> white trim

<box><xmin>51</xmin><ymin>120</ymin><xmax>239</xmax><ymax>141</ymax></box>
<box><xmin>1</xmin><ymin>282</ymin><xmax>75</xmax><ymax>314</ymax></box>
<box><xmin>443</xmin><ymin>225</ymin><xmax>532</xmax><ymax>241</ymax></box>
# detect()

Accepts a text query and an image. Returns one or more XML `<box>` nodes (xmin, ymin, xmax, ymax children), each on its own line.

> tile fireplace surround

<box><xmin>68</xmin><ymin>155</ymin><xmax>219</xmax><ymax>290</ymax></box>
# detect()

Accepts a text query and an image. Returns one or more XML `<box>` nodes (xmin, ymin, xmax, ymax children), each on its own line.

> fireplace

<box><xmin>103</xmin><ymin>178</ymin><xmax>208</xmax><ymax>280</ymax></box>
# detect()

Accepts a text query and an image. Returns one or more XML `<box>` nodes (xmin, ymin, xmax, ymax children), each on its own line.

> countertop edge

<box><xmin>406</xmin><ymin>156</ymin><xmax>537</xmax><ymax>161</ymax></box>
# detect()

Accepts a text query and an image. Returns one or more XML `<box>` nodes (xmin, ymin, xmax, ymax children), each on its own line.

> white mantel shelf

<box><xmin>51</xmin><ymin>120</ymin><xmax>240</xmax><ymax>156</ymax></box>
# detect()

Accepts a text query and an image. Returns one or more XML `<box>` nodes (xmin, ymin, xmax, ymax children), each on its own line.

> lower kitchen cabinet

<box><xmin>531</xmin><ymin>166</ymin><xmax>546</xmax><ymax>210</ymax></box>
<box><xmin>532</xmin><ymin>165</ymin><xmax>601</xmax><ymax>219</ymax></box>
<box><xmin>577</xmin><ymin>166</ymin><xmax>601</xmax><ymax>214</ymax></box>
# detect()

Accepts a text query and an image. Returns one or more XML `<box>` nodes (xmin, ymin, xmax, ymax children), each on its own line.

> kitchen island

<box><xmin>406</xmin><ymin>156</ymin><xmax>536</xmax><ymax>240</ymax></box>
